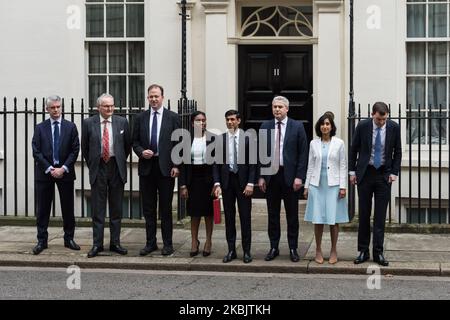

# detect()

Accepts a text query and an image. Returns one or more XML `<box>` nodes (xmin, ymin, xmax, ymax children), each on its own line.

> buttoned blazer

<box><xmin>304</xmin><ymin>137</ymin><xmax>347</xmax><ymax>189</ymax></box>
<box><xmin>258</xmin><ymin>118</ymin><xmax>308</xmax><ymax>187</ymax></box>
<box><xmin>81</xmin><ymin>114</ymin><xmax>131</xmax><ymax>185</ymax></box>
<box><xmin>32</xmin><ymin>118</ymin><xmax>80</xmax><ymax>182</ymax></box>
<box><xmin>132</xmin><ymin>108</ymin><xmax>181</xmax><ymax>177</ymax></box>
<box><xmin>212</xmin><ymin>131</ymin><xmax>257</xmax><ymax>190</ymax></box>
<box><xmin>349</xmin><ymin>119</ymin><xmax>402</xmax><ymax>183</ymax></box>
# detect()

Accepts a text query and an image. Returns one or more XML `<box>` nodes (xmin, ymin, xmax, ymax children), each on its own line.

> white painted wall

<box><xmin>0</xmin><ymin>0</ymin><xmax>86</xmax><ymax>101</ymax></box>
<box><xmin>147</xmin><ymin>0</ymin><xmax>181</xmax><ymax>105</ymax></box>
<box><xmin>315</xmin><ymin>1</ymin><xmax>345</xmax><ymax>138</ymax></box>
<box><xmin>190</xmin><ymin>1</ymin><xmax>206</xmax><ymax>109</ymax></box>
<box><xmin>353</xmin><ymin>0</ymin><xmax>401</xmax><ymax>106</ymax></box>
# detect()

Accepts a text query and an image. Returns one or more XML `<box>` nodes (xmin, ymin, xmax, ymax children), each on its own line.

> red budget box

<box><xmin>213</xmin><ymin>198</ymin><xmax>221</xmax><ymax>224</ymax></box>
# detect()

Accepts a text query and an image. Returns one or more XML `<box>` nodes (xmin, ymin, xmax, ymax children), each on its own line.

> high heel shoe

<box><xmin>202</xmin><ymin>242</ymin><xmax>211</xmax><ymax>257</ymax></box>
<box><xmin>190</xmin><ymin>240</ymin><xmax>200</xmax><ymax>257</ymax></box>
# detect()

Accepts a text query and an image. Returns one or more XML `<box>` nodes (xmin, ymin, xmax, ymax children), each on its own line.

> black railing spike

<box><xmin>71</xmin><ymin>98</ymin><xmax>75</xmax><ymax>123</ymax></box>
<box><xmin>62</xmin><ymin>97</ymin><xmax>65</xmax><ymax>118</ymax></box>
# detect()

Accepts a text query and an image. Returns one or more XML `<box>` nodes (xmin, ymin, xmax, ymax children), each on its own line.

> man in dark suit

<box><xmin>258</xmin><ymin>96</ymin><xmax>308</xmax><ymax>262</ymax></box>
<box><xmin>350</xmin><ymin>102</ymin><xmax>402</xmax><ymax>266</ymax></box>
<box><xmin>31</xmin><ymin>95</ymin><xmax>80</xmax><ymax>255</ymax></box>
<box><xmin>81</xmin><ymin>93</ymin><xmax>131</xmax><ymax>258</ymax></box>
<box><xmin>213</xmin><ymin>110</ymin><xmax>257</xmax><ymax>264</ymax></box>
<box><xmin>132</xmin><ymin>84</ymin><xmax>181</xmax><ymax>256</ymax></box>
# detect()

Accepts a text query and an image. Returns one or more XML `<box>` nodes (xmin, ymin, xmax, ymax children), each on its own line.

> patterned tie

<box><xmin>53</xmin><ymin>121</ymin><xmax>60</xmax><ymax>165</ymax></box>
<box><xmin>231</xmin><ymin>135</ymin><xmax>238</xmax><ymax>173</ymax></box>
<box><xmin>102</xmin><ymin>120</ymin><xmax>110</xmax><ymax>163</ymax></box>
<box><xmin>150</xmin><ymin>111</ymin><xmax>158</xmax><ymax>153</ymax></box>
<box><xmin>373</xmin><ymin>127</ymin><xmax>382</xmax><ymax>169</ymax></box>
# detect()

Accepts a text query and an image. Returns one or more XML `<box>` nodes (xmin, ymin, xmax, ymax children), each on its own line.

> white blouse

<box><xmin>191</xmin><ymin>136</ymin><xmax>207</xmax><ymax>165</ymax></box>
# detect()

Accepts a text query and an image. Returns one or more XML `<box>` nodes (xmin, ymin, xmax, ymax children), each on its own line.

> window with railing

<box><xmin>407</xmin><ymin>207</ymin><xmax>449</xmax><ymax>224</ymax></box>
<box><xmin>406</xmin><ymin>0</ymin><xmax>449</xmax><ymax>145</ymax></box>
<box><xmin>86</xmin><ymin>0</ymin><xmax>145</xmax><ymax>109</ymax></box>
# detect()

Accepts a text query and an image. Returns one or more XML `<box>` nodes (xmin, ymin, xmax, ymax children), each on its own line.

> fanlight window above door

<box><xmin>241</xmin><ymin>6</ymin><xmax>313</xmax><ymax>37</ymax></box>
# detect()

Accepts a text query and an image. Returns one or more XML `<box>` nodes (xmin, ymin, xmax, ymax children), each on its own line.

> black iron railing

<box><xmin>348</xmin><ymin>103</ymin><xmax>450</xmax><ymax>224</ymax></box>
<box><xmin>0</xmin><ymin>97</ymin><xmax>196</xmax><ymax>221</ymax></box>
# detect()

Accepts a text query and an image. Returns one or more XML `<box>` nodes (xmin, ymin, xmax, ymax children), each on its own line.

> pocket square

<box><xmin>120</xmin><ymin>130</ymin><xmax>124</xmax><ymax>134</ymax></box>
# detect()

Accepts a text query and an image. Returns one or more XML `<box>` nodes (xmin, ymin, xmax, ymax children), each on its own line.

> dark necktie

<box><xmin>373</xmin><ymin>127</ymin><xmax>382</xmax><ymax>169</ymax></box>
<box><xmin>231</xmin><ymin>135</ymin><xmax>238</xmax><ymax>173</ymax></box>
<box><xmin>150</xmin><ymin>111</ymin><xmax>158</xmax><ymax>153</ymax></box>
<box><xmin>275</xmin><ymin>121</ymin><xmax>282</xmax><ymax>166</ymax></box>
<box><xmin>53</xmin><ymin>121</ymin><xmax>60</xmax><ymax>165</ymax></box>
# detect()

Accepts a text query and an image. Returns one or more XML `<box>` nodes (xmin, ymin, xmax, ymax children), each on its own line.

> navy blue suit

<box><xmin>259</xmin><ymin>118</ymin><xmax>308</xmax><ymax>250</ymax></box>
<box><xmin>132</xmin><ymin>108</ymin><xmax>181</xmax><ymax>248</ymax></box>
<box><xmin>349</xmin><ymin>119</ymin><xmax>402</xmax><ymax>255</ymax></box>
<box><xmin>32</xmin><ymin>118</ymin><xmax>80</xmax><ymax>243</ymax></box>
<box><xmin>212</xmin><ymin>131</ymin><xmax>257</xmax><ymax>253</ymax></box>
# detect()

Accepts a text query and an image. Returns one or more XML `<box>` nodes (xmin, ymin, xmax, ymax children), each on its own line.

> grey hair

<box><xmin>96</xmin><ymin>93</ymin><xmax>114</xmax><ymax>106</ymax></box>
<box><xmin>272</xmin><ymin>96</ymin><xmax>289</xmax><ymax>109</ymax></box>
<box><xmin>46</xmin><ymin>95</ymin><xmax>62</xmax><ymax>108</ymax></box>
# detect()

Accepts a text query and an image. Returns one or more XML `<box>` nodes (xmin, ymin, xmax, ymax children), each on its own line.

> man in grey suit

<box><xmin>82</xmin><ymin>93</ymin><xmax>131</xmax><ymax>258</ymax></box>
<box><xmin>133</xmin><ymin>84</ymin><xmax>181</xmax><ymax>256</ymax></box>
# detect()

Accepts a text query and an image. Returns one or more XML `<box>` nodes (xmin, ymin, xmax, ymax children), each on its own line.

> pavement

<box><xmin>0</xmin><ymin>199</ymin><xmax>450</xmax><ymax>276</ymax></box>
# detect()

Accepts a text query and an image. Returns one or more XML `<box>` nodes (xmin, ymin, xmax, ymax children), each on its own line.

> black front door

<box><xmin>238</xmin><ymin>45</ymin><xmax>313</xmax><ymax>141</ymax></box>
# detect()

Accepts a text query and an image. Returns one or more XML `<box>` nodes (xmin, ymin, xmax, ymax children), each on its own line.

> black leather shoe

<box><xmin>190</xmin><ymin>240</ymin><xmax>200</xmax><ymax>257</ymax></box>
<box><xmin>110</xmin><ymin>244</ymin><xmax>128</xmax><ymax>255</ymax></box>
<box><xmin>243</xmin><ymin>252</ymin><xmax>253</xmax><ymax>264</ymax></box>
<box><xmin>373</xmin><ymin>253</ymin><xmax>389</xmax><ymax>266</ymax></box>
<box><xmin>87</xmin><ymin>246</ymin><xmax>104</xmax><ymax>258</ymax></box>
<box><xmin>139</xmin><ymin>244</ymin><xmax>158</xmax><ymax>256</ymax></box>
<box><xmin>222</xmin><ymin>250</ymin><xmax>237</xmax><ymax>263</ymax></box>
<box><xmin>289</xmin><ymin>249</ymin><xmax>300</xmax><ymax>262</ymax></box>
<box><xmin>264</xmin><ymin>248</ymin><xmax>279</xmax><ymax>261</ymax></box>
<box><xmin>32</xmin><ymin>242</ymin><xmax>48</xmax><ymax>255</ymax></box>
<box><xmin>354</xmin><ymin>251</ymin><xmax>370</xmax><ymax>264</ymax></box>
<box><xmin>161</xmin><ymin>246</ymin><xmax>174</xmax><ymax>256</ymax></box>
<box><xmin>64</xmin><ymin>239</ymin><xmax>80</xmax><ymax>251</ymax></box>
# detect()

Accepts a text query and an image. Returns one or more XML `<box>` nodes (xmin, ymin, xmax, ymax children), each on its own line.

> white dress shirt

<box><xmin>274</xmin><ymin>117</ymin><xmax>288</xmax><ymax>166</ymax></box>
<box><xmin>227</xmin><ymin>130</ymin><xmax>239</xmax><ymax>171</ymax></box>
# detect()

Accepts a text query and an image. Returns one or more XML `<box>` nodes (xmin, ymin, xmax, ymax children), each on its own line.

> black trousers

<box><xmin>357</xmin><ymin>165</ymin><xmax>391</xmax><ymax>255</ymax></box>
<box><xmin>140</xmin><ymin>157</ymin><xmax>175</xmax><ymax>248</ymax></box>
<box><xmin>91</xmin><ymin>158</ymin><xmax>124</xmax><ymax>247</ymax></box>
<box><xmin>35</xmin><ymin>179</ymin><xmax>75</xmax><ymax>244</ymax></box>
<box><xmin>266</xmin><ymin>168</ymin><xmax>299</xmax><ymax>250</ymax></box>
<box><xmin>223</xmin><ymin>172</ymin><xmax>252</xmax><ymax>253</ymax></box>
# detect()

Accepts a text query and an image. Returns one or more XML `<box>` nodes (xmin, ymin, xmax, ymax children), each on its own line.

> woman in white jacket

<box><xmin>304</xmin><ymin>112</ymin><xmax>348</xmax><ymax>264</ymax></box>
